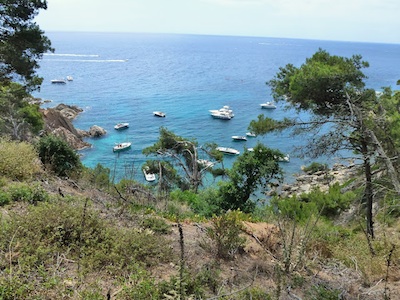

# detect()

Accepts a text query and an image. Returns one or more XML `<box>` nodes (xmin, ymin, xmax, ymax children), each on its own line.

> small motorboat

<box><xmin>114</xmin><ymin>122</ymin><xmax>129</xmax><ymax>130</ymax></box>
<box><xmin>276</xmin><ymin>154</ymin><xmax>290</xmax><ymax>162</ymax></box>
<box><xmin>113</xmin><ymin>142</ymin><xmax>132</xmax><ymax>152</ymax></box>
<box><xmin>246</xmin><ymin>132</ymin><xmax>256</xmax><ymax>137</ymax></box>
<box><xmin>260</xmin><ymin>102</ymin><xmax>277</xmax><ymax>109</ymax></box>
<box><xmin>51</xmin><ymin>79</ymin><xmax>66</xmax><ymax>84</ymax></box>
<box><xmin>153</xmin><ymin>111</ymin><xmax>166</xmax><ymax>117</ymax></box>
<box><xmin>232</xmin><ymin>135</ymin><xmax>247</xmax><ymax>141</ymax></box>
<box><xmin>66</xmin><ymin>76</ymin><xmax>73</xmax><ymax>81</ymax></box>
<box><xmin>216</xmin><ymin>146</ymin><xmax>240</xmax><ymax>155</ymax></box>
<box><xmin>143</xmin><ymin>166</ymin><xmax>156</xmax><ymax>182</ymax></box>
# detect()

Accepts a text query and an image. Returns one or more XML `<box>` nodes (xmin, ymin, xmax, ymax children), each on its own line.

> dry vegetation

<box><xmin>0</xmin><ymin>173</ymin><xmax>399</xmax><ymax>300</ymax></box>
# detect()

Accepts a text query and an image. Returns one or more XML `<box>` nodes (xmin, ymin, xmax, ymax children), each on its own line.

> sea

<box><xmin>33</xmin><ymin>32</ymin><xmax>400</xmax><ymax>186</ymax></box>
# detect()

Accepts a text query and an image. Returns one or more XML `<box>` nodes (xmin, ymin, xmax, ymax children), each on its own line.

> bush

<box><xmin>7</xmin><ymin>182</ymin><xmax>49</xmax><ymax>204</ymax></box>
<box><xmin>205</xmin><ymin>211</ymin><xmax>246</xmax><ymax>259</ymax></box>
<box><xmin>141</xmin><ymin>216</ymin><xmax>172</xmax><ymax>234</ymax></box>
<box><xmin>37</xmin><ymin>135</ymin><xmax>82</xmax><ymax>177</ymax></box>
<box><xmin>0</xmin><ymin>190</ymin><xmax>11</xmax><ymax>206</ymax></box>
<box><xmin>0</xmin><ymin>138</ymin><xmax>42</xmax><ymax>180</ymax></box>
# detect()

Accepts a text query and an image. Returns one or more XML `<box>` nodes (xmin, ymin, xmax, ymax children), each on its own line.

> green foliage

<box><xmin>305</xmin><ymin>284</ymin><xmax>342</xmax><ymax>300</ymax></box>
<box><xmin>0</xmin><ymin>0</ymin><xmax>53</xmax><ymax>91</ymax></box>
<box><xmin>236</xmin><ymin>288</ymin><xmax>272</xmax><ymax>300</ymax></box>
<box><xmin>141</xmin><ymin>216</ymin><xmax>172</xmax><ymax>234</ymax></box>
<box><xmin>204</xmin><ymin>211</ymin><xmax>246</xmax><ymax>259</ymax></box>
<box><xmin>119</xmin><ymin>267</ymin><xmax>161</xmax><ymax>299</ymax></box>
<box><xmin>169</xmin><ymin>188</ymin><xmax>222</xmax><ymax>217</ymax></box>
<box><xmin>270</xmin><ymin>183</ymin><xmax>356</xmax><ymax>222</ymax></box>
<box><xmin>0</xmin><ymin>82</ymin><xmax>44</xmax><ymax>139</ymax></box>
<box><xmin>81</xmin><ymin>163</ymin><xmax>111</xmax><ymax>189</ymax></box>
<box><xmin>6</xmin><ymin>181</ymin><xmax>49</xmax><ymax>204</ymax></box>
<box><xmin>302</xmin><ymin>162</ymin><xmax>328</xmax><ymax>174</ymax></box>
<box><xmin>37</xmin><ymin>134</ymin><xmax>82</xmax><ymax>177</ymax></box>
<box><xmin>0</xmin><ymin>190</ymin><xmax>11</xmax><ymax>206</ymax></box>
<box><xmin>299</xmin><ymin>183</ymin><xmax>356</xmax><ymax>217</ymax></box>
<box><xmin>217</xmin><ymin>143</ymin><xmax>283</xmax><ymax>213</ymax></box>
<box><xmin>0</xmin><ymin>138</ymin><xmax>42</xmax><ymax>180</ymax></box>
<box><xmin>143</xmin><ymin>127</ymin><xmax>216</xmax><ymax>192</ymax></box>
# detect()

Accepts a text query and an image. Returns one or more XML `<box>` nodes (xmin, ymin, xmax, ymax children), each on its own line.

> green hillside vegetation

<box><xmin>1</xmin><ymin>1</ymin><xmax>400</xmax><ymax>299</ymax></box>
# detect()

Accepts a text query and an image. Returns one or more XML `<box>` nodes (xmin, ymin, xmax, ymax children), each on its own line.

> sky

<box><xmin>35</xmin><ymin>0</ymin><xmax>400</xmax><ymax>44</ymax></box>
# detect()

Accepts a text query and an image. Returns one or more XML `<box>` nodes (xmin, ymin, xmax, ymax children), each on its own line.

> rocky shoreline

<box><xmin>40</xmin><ymin>103</ymin><xmax>107</xmax><ymax>150</ymax></box>
<box><xmin>270</xmin><ymin>161</ymin><xmax>359</xmax><ymax>198</ymax></box>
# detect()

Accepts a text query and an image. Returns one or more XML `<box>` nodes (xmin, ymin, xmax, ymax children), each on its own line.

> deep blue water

<box><xmin>33</xmin><ymin>32</ymin><xmax>400</xmax><ymax>185</ymax></box>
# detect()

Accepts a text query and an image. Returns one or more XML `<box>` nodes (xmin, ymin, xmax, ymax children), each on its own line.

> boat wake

<box><xmin>44</xmin><ymin>53</ymin><xmax>100</xmax><ymax>57</ymax></box>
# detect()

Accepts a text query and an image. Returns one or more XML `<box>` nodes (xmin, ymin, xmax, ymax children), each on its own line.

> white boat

<box><xmin>246</xmin><ymin>132</ymin><xmax>256</xmax><ymax>137</ymax></box>
<box><xmin>197</xmin><ymin>159</ymin><xmax>214</xmax><ymax>168</ymax></box>
<box><xmin>51</xmin><ymin>79</ymin><xmax>66</xmax><ymax>84</ymax></box>
<box><xmin>260</xmin><ymin>102</ymin><xmax>277</xmax><ymax>109</ymax></box>
<box><xmin>276</xmin><ymin>154</ymin><xmax>290</xmax><ymax>162</ymax></box>
<box><xmin>143</xmin><ymin>166</ymin><xmax>156</xmax><ymax>182</ymax></box>
<box><xmin>209</xmin><ymin>105</ymin><xmax>234</xmax><ymax>119</ymax></box>
<box><xmin>114</xmin><ymin>122</ymin><xmax>129</xmax><ymax>130</ymax></box>
<box><xmin>66</xmin><ymin>76</ymin><xmax>73</xmax><ymax>81</ymax></box>
<box><xmin>211</xmin><ymin>111</ymin><xmax>232</xmax><ymax>120</ymax></box>
<box><xmin>232</xmin><ymin>135</ymin><xmax>247</xmax><ymax>141</ymax></box>
<box><xmin>113</xmin><ymin>142</ymin><xmax>132</xmax><ymax>152</ymax></box>
<box><xmin>153</xmin><ymin>111</ymin><xmax>166</xmax><ymax>117</ymax></box>
<box><xmin>216</xmin><ymin>146</ymin><xmax>240</xmax><ymax>155</ymax></box>
<box><xmin>247</xmin><ymin>148</ymin><xmax>254</xmax><ymax>152</ymax></box>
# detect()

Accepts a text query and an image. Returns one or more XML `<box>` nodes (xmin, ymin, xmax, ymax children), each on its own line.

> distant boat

<box><xmin>153</xmin><ymin>111</ymin><xmax>166</xmax><ymax>117</ymax></box>
<box><xmin>113</xmin><ymin>142</ymin><xmax>132</xmax><ymax>152</ymax></box>
<box><xmin>114</xmin><ymin>122</ymin><xmax>129</xmax><ymax>130</ymax></box>
<box><xmin>216</xmin><ymin>146</ymin><xmax>240</xmax><ymax>155</ymax></box>
<box><xmin>232</xmin><ymin>135</ymin><xmax>247</xmax><ymax>141</ymax></box>
<box><xmin>246</xmin><ymin>132</ymin><xmax>256</xmax><ymax>137</ymax></box>
<box><xmin>143</xmin><ymin>166</ymin><xmax>156</xmax><ymax>182</ymax></box>
<box><xmin>66</xmin><ymin>76</ymin><xmax>73</xmax><ymax>81</ymax></box>
<box><xmin>51</xmin><ymin>79</ymin><xmax>66</xmax><ymax>84</ymax></box>
<box><xmin>276</xmin><ymin>154</ymin><xmax>290</xmax><ymax>162</ymax></box>
<box><xmin>209</xmin><ymin>105</ymin><xmax>234</xmax><ymax>120</ymax></box>
<box><xmin>260</xmin><ymin>102</ymin><xmax>277</xmax><ymax>109</ymax></box>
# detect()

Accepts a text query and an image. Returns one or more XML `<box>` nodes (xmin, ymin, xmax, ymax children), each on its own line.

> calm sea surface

<box><xmin>34</xmin><ymin>32</ymin><xmax>400</xmax><ymax>185</ymax></box>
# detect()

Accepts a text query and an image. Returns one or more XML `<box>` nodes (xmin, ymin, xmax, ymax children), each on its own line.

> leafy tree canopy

<box><xmin>269</xmin><ymin>48</ymin><xmax>369</xmax><ymax>116</ymax></box>
<box><xmin>0</xmin><ymin>0</ymin><xmax>53</xmax><ymax>91</ymax></box>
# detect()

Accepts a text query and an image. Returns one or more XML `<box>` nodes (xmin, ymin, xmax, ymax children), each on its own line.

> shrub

<box><xmin>205</xmin><ymin>210</ymin><xmax>246</xmax><ymax>259</ymax></box>
<box><xmin>37</xmin><ymin>135</ymin><xmax>82</xmax><ymax>177</ymax></box>
<box><xmin>141</xmin><ymin>216</ymin><xmax>172</xmax><ymax>234</ymax></box>
<box><xmin>0</xmin><ymin>138</ymin><xmax>42</xmax><ymax>180</ymax></box>
<box><xmin>81</xmin><ymin>164</ymin><xmax>111</xmax><ymax>189</ymax></box>
<box><xmin>7</xmin><ymin>182</ymin><xmax>49</xmax><ymax>204</ymax></box>
<box><xmin>0</xmin><ymin>190</ymin><xmax>11</xmax><ymax>206</ymax></box>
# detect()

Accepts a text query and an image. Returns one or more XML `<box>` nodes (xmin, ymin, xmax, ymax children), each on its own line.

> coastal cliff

<box><xmin>40</xmin><ymin>104</ymin><xmax>105</xmax><ymax>150</ymax></box>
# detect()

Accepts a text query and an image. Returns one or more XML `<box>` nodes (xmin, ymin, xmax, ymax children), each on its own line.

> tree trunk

<box><xmin>361</xmin><ymin>139</ymin><xmax>374</xmax><ymax>239</ymax></box>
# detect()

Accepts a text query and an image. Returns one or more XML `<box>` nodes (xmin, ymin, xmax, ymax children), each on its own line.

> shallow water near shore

<box><xmin>34</xmin><ymin>32</ymin><xmax>400</xmax><ymax>186</ymax></box>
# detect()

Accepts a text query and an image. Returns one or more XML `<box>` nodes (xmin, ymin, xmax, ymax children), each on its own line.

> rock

<box><xmin>54</xmin><ymin>104</ymin><xmax>83</xmax><ymax>120</ymax></box>
<box><xmin>89</xmin><ymin>125</ymin><xmax>107</xmax><ymax>137</ymax></box>
<box><xmin>40</xmin><ymin>105</ymin><xmax>91</xmax><ymax>150</ymax></box>
<box><xmin>52</xmin><ymin>127</ymin><xmax>91</xmax><ymax>150</ymax></box>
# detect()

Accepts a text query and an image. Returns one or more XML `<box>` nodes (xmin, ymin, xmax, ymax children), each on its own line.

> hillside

<box><xmin>0</xmin><ymin>169</ymin><xmax>399</xmax><ymax>299</ymax></box>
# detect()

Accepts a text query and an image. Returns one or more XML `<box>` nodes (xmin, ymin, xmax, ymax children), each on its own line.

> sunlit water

<box><xmin>34</xmin><ymin>32</ymin><xmax>400</xmax><ymax>186</ymax></box>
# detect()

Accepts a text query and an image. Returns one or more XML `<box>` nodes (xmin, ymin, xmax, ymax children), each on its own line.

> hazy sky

<box><xmin>35</xmin><ymin>0</ymin><xmax>400</xmax><ymax>44</ymax></box>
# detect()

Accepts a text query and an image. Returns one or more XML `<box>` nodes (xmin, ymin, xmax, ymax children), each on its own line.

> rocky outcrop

<box><xmin>270</xmin><ymin>161</ymin><xmax>359</xmax><ymax>198</ymax></box>
<box><xmin>40</xmin><ymin>104</ymin><xmax>95</xmax><ymax>150</ymax></box>
<box><xmin>88</xmin><ymin>125</ymin><xmax>107</xmax><ymax>137</ymax></box>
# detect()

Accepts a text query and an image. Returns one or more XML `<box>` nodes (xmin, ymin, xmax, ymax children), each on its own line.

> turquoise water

<box><xmin>34</xmin><ymin>32</ymin><xmax>400</xmax><ymax>184</ymax></box>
